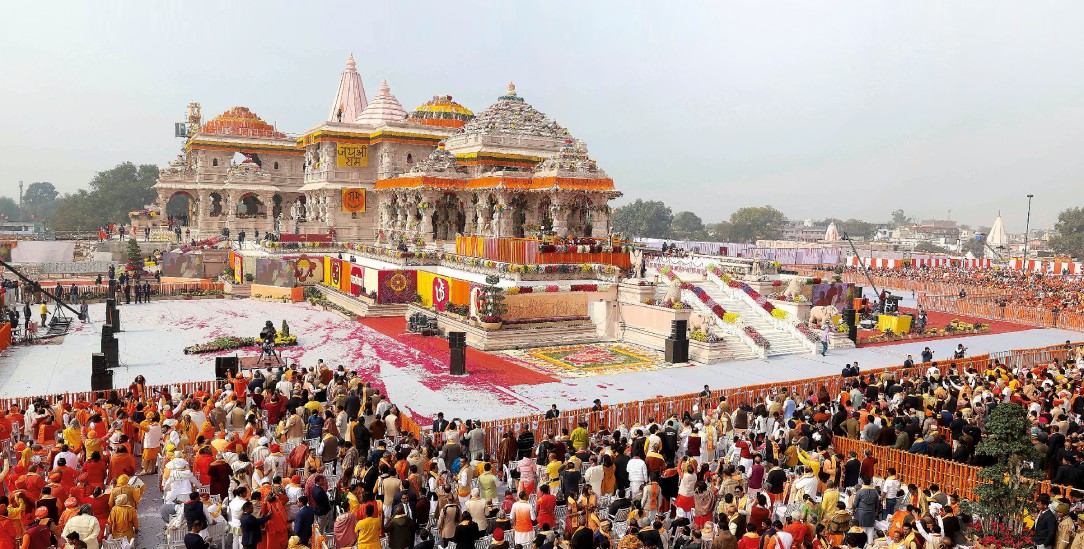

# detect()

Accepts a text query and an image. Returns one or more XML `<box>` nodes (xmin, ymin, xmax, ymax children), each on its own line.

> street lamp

<box><xmin>1023</xmin><ymin>194</ymin><xmax>1034</xmax><ymax>259</ymax></box>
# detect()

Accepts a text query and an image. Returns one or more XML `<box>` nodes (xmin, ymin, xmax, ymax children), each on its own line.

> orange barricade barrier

<box><xmin>0</xmin><ymin>322</ymin><xmax>10</xmax><ymax>352</ymax></box>
<box><xmin>920</xmin><ymin>294</ymin><xmax>1084</xmax><ymax>333</ymax></box>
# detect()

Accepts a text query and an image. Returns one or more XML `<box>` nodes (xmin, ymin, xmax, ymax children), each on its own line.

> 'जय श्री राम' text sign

<box><xmin>336</xmin><ymin>144</ymin><xmax>368</xmax><ymax>167</ymax></box>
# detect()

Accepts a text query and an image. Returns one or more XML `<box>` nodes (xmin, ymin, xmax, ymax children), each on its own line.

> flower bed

<box><xmin>795</xmin><ymin>322</ymin><xmax>820</xmax><ymax>344</ymax></box>
<box><xmin>183</xmin><ymin>334</ymin><xmax>298</xmax><ymax>355</ymax></box>
<box><xmin>689</xmin><ymin>329</ymin><xmax>722</xmax><ymax>343</ymax></box>
<box><xmin>506</xmin><ymin>284</ymin><xmax>610</xmax><ymax>294</ymax></box>
<box><xmin>744</xmin><ymin>325</ymin><xmax>771</xmax><ymax>350</ymax></box>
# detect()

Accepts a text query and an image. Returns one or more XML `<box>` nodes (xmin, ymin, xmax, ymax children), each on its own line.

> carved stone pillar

<box><xmin>592</xmin><ymin>197</ymin><xmax>610</xmax><ymax>237</ymax></box>
<box><xmin>551</xmin><ymin>195</ymin><xmax>570</xmax><ymax>238</ymax></box>
<box><xmin>523</xmin><ymin>195</ymin><xmax>542</xmax><ymax>235</ymax></box>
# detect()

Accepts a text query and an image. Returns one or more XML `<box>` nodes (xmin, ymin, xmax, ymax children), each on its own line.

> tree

<box><xmin>0</xmin><ymin>196</ymin><xmax>19</xmax><ymax>221</ymax></box>
<box><xmin>671</xmin><ymin>211</ymin><xmax>704</xmax><ymax>240</ymax></box>
<box><xmin>727</xmin><ymin>206</ymin><xmax>787</xmax><ymax>243</ymax></box>
<box><xmin>706</xmin><ymin>221</ymin><xmax>732</xmax><ymax>242</ymax></box>
<box><xmin>913</xmin><ymin>242</ymin><xmax>951</xmax><ymax>254</ymax></box>
<box><xmin>125</xmin><ymin>237</ymin><xmax>146</xmax><ymax>280</ymax></box>
<box><xmin>961</xmin><ymin>237</ymin><xmax>986</xmax><ymax>258</ymax></box>
<box><xmin>841</xmin><ymin>218</ymin><xmax>877</xmax><ymax>240</ymax></box>
<box><xmin>612</xmin><ymin>199</ymin><xmax>673</xmax><ymax>239</ymax></box>
<box><xmin>21</xmin><ymin>182</ymin><xmax>59</xmax><ymax>221</ymax></box>
<box><xmin>50</xmin><ymin>162</ymin><xmax>159</xmax><ymax>232</ymax></box>
<box><xmin>969</xmin><ymin>402</ymin><xmax>1042</xmax><ymax>534</ymax></box>
<box><xmin>1049</xmin><ymin>207</ymin><xmax>1084</xmax><ymax>260</ymax></box>
<box><xmin>890</xmin><ymin>209</ymin><xmax>913</xmax><ymax>226</ymax></box>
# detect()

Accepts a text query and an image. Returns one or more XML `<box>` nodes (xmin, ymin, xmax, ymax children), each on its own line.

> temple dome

<box><xmin>455</xmin><ymin>83</ymin><xmax>570</xmax><ymax>140</ymax></box>
<box><xmin>327</xmin><ymin>53</ymin><xmax>368</xmax><ymax>123</ymax></box>
<box><xmin>406</xmin><ymin>143</ymin><xmax>467</xmax><ymax>176</ymax></box>
<box><xmin>201</xmin><ymin>106</ymin><xmax>285</xmax><ymax>138</ymax></box>
<box><xmin>354</xmin><ymin>80</ymin><xmax>407</xmax><ymax>126</ymax></box>
<box><xmin>408</xmin><ymin>95</ymin><xmax>474</xmax><ymax>128</ymax></box>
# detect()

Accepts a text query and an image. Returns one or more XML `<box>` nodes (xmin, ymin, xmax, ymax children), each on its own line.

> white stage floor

<box><xmin>0</xmin><ymin>300</ymin><xmax>1077</xmax><ymax>421</ymax></box>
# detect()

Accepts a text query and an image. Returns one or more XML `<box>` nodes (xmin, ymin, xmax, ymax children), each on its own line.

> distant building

<box><xmin>0</xmin><ymin>220</ymin><xmax>46</xmax><ymax>239</ymax></box>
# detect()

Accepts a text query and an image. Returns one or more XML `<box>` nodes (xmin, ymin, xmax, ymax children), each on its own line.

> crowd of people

<box><xmin>858</xmin><ymin>266</ymin><xmax>1084</xmax><ymax>314</ymax></box>
<box><xmin>2</xmin><ymin>292</ymin><xmax>1084</xmax><ymax>549</ymax></box>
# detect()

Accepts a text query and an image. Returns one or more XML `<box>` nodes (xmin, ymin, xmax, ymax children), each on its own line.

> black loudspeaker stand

<box><xmin>448</xmin><ymin>331</ymin><xmax>466</xmax><ymax>375</ymax></box>
<box><xmin>843</xmin><ymin>306</ymin><xmax>858</xmax><ymax>342</ymax></box>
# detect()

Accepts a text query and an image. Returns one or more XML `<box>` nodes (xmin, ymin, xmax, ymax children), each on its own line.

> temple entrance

<box><xmin>538</xmin><ymin>196</ymin><xmax>553</xmax><ymax>232</ymax></box>
<box><xmin>432</xmin><ymin>193</ymin><xmax>464</xmax><ymax>240</ymax></box>
<box><xmin>564</xmin><ymin>195</ymin><xmax>592</xmax><ymax>238</ymax></box>
<box><xmin>290</xmin><ymin>196</ymin><xmax>307</xmax><ymax>221</ymax></box>
<box><xmin>165</xmin><ymin>191</ymin><xmax>194</xmax><ymax>226</ymax></box>
<box><xmin>510</xmin><ymin>195</ymin><xmax>527</xmax><ymax>238</ymax></box>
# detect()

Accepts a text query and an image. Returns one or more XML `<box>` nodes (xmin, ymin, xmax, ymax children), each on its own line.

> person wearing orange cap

<box><xmin>19</xmin><ymin>508</ymin><xmax>51</xmax><ymax>549</ymax></box>
<box><xmin>57</xmin><ymin>498</ymin><xmax>79</xmax><ymax>533</ymax></box>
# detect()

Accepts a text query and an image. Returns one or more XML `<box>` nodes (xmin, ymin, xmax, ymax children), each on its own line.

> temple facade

<box><xmin>152</xmin><ymin>55</ymin><xmax>619</xmax><ymax>244</ymax></box>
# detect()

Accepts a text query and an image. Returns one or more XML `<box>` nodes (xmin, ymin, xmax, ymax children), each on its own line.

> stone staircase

<box><xmin>697</xmin><ymin>283</ymin><xmax>811</xmax><ymax>356</ymax></box>
<box><xmin>654</xmin><ymin>286</ymin><xmax>762</xmax><ymax>360</ymax></box>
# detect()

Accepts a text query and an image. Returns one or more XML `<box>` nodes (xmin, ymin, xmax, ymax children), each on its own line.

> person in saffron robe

<box><xmin>259</xmin><ymin>490</ymin><xmax>291</xmax><ymax>549</ymax></box>
<box><xmin>106</xmin><ymin>493</ymin><xmax>138</xmax><ymax>541</ymax></box>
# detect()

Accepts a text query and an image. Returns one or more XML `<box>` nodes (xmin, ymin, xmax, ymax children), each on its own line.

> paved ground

<box><xmin>136</xmin><ymin>474</ymin><xmax>168</xmax><ymax>549</ymax></box>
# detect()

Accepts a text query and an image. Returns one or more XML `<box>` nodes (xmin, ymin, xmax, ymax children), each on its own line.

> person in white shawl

<box><xmin>164</xmin><ymin>460</ymin><xmax>202</xmax><ymax>503</ymax></box>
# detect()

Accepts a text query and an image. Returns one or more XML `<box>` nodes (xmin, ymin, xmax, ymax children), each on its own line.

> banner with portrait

<box><xmin>812</xmin><ymin>283</ymin><xmax>855</xmax><ymax>308</ymax></box>
<box><xmin>255</xmin><ymin>258</ymin><xmax>297</xmax><ymax>287</ymax></box>
<box><xmin>291</xmin><ymin>254</ymin><xmax>323</xmax><ymax>284</ymax></box>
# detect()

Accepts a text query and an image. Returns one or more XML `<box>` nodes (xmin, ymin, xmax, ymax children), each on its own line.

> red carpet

<box><xmin>358</xmin><ymin>317</ymin><xmax>558</xmax><ymax>386</ymax></box>
<box><xmin>859</xmin><ymin>307</ymin><xmax>1033</xmax><ymax>347</ymax></box>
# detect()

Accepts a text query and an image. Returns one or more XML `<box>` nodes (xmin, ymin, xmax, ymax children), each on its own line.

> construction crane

<box><xmin>0</xmin><ymin>257</ymin><xmax>85</xmax><ymax>320</ymax></box>
<box><xmin>842</xmin><ymin>233</ymin><xmax>882</xmax><ymax>300</ymax></box>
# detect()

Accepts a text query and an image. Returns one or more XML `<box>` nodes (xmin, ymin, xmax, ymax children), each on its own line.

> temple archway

<box><xmin>208</xmin><ymin>193</ymin><xmax>223</xmax><ymax>217</ymax></box>
<box><xmin>538</xmin><ymin>196</ymin><xmax>553</xmax><ymax>231</ymax></box>
<box><xmin>237</xmin><ymin>193</ymin><xmax>265</xmax><ymax>218</ymax></box>
<box><xmin>271</xmin><ymin>194</ymin><xmax>283</xmax><ymax>219</ymax></box>
<box><xmin>165</xmin><ymin>191</ymin><xmax>195</xmax><ymax>226</ymax></box>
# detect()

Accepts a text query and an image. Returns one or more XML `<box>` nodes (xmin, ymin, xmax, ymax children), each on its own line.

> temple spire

<box><xmin>327</xmin><ymin>53</ymin><xmax>368</xmax><ymax>123</ymax></box>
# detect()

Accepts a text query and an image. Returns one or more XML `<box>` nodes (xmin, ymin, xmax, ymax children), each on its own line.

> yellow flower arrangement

<box><xmin>722</xmin><ymin>312</ymin><xmax>740</xmax><ymax>323</ymax></box>
<box><xmin>771</xmin><ymin>308</ymin><xmax>788</xmax><ymax>320</ymax></box>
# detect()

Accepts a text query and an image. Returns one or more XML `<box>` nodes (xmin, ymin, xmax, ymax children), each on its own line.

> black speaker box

<box><xmin>665</xmin><ymin>338</ymin><xmax>690</xmax><ymax>363</ymax></box>
<box><xmin>670</xmin><ymin>319</ymin><xmax>688</xmax><ymax>341</ymax></box>
<box><xmin>91</xmin><ymin>353</ymin><xmax>108</xmax><ymax>374</ymax></box>
<box><xmin>90</xmin><ymin>371</ymin><xmax>114</xmax><ymax>391</ymax></box>
<box><xmin>111</xmin><ymin>308</ymin><xmax>121</xmax><ymax>331</ymax></box>
<box><xmin>101</xmin><ymin>324</ymin><xmax>114</xmax><ymax>341</ymax></box>
<box><xmin>102</xmin><ymin>338</ymin><xmax>118</xmax><ymax>368</ymax></box>
<box><xmin>215</xmin><ymin>356</ymin><xmax>239</xmax><ymax>379</ymax></box>
<box><xmin>448</xmin><ymin>331</ymin><xmax>466</xmax><ymax>349</ymax></box>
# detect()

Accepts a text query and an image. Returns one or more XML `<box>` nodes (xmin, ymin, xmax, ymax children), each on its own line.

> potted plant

<box><xmin>478</xmin><ymin>274</ymin><xmax>507</xmax><ymax>330</ymax></box>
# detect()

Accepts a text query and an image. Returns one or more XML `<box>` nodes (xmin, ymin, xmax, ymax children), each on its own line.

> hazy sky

<box><xmin>1</xmin><ymin>2</ymin><xmax>1081</xmax><ymax>230</ymax></box>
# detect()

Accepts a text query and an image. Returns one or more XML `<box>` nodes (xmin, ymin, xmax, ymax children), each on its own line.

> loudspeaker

<box><xmin>665</xmin><ymin>337</ymin><xmax>690</xmax><ymax>363</ymax></box>
<box><xmin>102</xmin><ymin>338</ymin><xmax>118</xmax><ymax>368</ymax></box>
<box><xmin>101</xmin><ymin>323</ymin><xmax>114</xmax><ymax>341</ymax></box>
<box><xmin>842</xmin><ymin>307</ymin><xmax>858</xmax><ymax>342</ymax></box>
<box><xmin>448</xmin><ymin>332</ymin><xmax>466</xmax><ymax>349</ymax></box>
<box><xmin>91</xmin><ymin>353</ymin><xmax>108</xmax><ymax>375</ymax></box>
<box><xmin>215</xmin><ymin>356</ymin><xmax>239</xmax><ymax>380</ymax></box>
<box><xmin>111</xmin><ymin>308</ymin><xmax>121</xmax><ymax>331</ymax></box>
<box><xmin>450</xmin><ymin>347</ymin><xmax>466</xmax><ymax>375</ymax></box>
<box><xmin>670</xmin><ymin>320</ymin><xmax>688</xmax><ymax>341</ymax></box>
<box><xmin>105</xmin><ymin>299</ymin><xmax>115</xmax><ymax>323</ymax></box>
<box><xmin>90</xmin><ymin>371</ymin><xmax>114</xmax><ymax>391</ymax></box>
